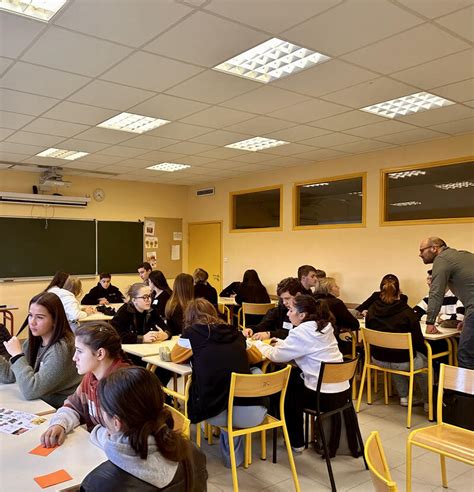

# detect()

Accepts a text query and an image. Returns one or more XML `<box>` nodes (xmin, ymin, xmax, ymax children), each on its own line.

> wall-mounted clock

<box><xmin>93</xmin><ymin>188</ymin><xmax>105</xmax><ymax>202</ymax></box>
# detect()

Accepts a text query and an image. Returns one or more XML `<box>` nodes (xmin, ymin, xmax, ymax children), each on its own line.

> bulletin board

<box><xmin>143</xmin><ymin>217</ymin><xmax>182</xmax><ymax>278</ymax></box>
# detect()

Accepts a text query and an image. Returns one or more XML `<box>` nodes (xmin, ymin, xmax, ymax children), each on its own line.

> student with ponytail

<box><xmin>366</xmin><ymin>274</ymin><xmax>428</xmax><ymax>409</ymax></box>
<box><xmin>81</xmin><ymin>367</ymin><xmax>207</xmax><ymax>492</ymax></box>
<box><xmin>40</xmin><ymin>322</ymin><xmax>131</xmax><ymax>448</ymax></box>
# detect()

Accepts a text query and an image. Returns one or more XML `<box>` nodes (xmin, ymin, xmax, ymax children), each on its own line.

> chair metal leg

<box><xmin>196</xmin><ymin>422</ymin><xmax>201</xmax><ymax>447</ymax></box>
<box><xmin>281</xmin><ymin>423</ymin><xmax>301</xmax><ymax>492</ymax></box>
<box><xmin>351</xmin><ymin>405</ymin><xmax>368</xmax><ymax>469</ymax></box>
<box><xmin>244</xmin><ymin>434</ymin><xmax>249</xmax><ymax>469</ymax></box>
<box><xmin>428</xmin><ymin>364</ymin><xmax>434</xmax><ymax>422</ymax></box>
<box><xmin>406</xmin><ymin>440</ymin><xmax>413</xmax><ymax>492</ymax></box>
<box><xmin>228</xmin><ymin>428</ymin><xmax>239</xmax><ymax>492</ymax></box>
<box><xmin>373</xmin><ymin>369</ymin><xmax>378</xmax><ymax>395</ymax></box>
<box><xmin>272</xmin><ymin>428</ymin><xmax>277</xmax><ymax>463</ymax></box>
<box><xmin>248</xmin><ymin>434</ymin><xmax>252</xmax><ymax>466</ymax></box>
<box><xmin>356</xmin><ymin>361</ymin><xmax>367</xmax><ymax>412</ymax></box>
<box><xmin>407</xmin><ymin>375</ymin><xmax>414</xmax><ymax>429</ymax></box>
<box><xmin>304</xmin><ymin>412</ymin><xmax>309</xmax><ymax>449</ymax></box>
<box><xmin>367</xmin><ymin>366</ymin><xmax>372</xmax><ymax>405</ymax></box>
<box><xmin>383</xmin><ymin>372</ymin><xmax>388</xmax><ymax>404</ymax></box>
<box><xmin>440</xmin><ymin>455</ymin><xmax>447</xmax><ymax>488</ymax></box>
<box><xmin>261</xmin><ymin>430</ymin><xmax>266</xmax><ymax>460</ymax></box>
<box><xmin>388</xmin><ymin>373</ymin><xmax>392</xmax><ymax>397</ymax></box>
<box><xmin>317</xmin><ymin>416</ymin><xmax>337</xmax><ymax>492</ymax></box>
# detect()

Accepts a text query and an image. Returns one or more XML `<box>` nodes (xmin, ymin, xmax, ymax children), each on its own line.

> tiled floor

<box><xmin>195</xmin><ymin>393</ymin><xmax>473</xmax><ymax>492</ymax></box>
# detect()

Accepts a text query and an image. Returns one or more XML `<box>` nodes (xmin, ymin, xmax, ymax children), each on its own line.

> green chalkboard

<box><xmin>0</xmin><ymin>217</ymin><xmax>96</xmax><ymax>278</ymax></box>
<box><xmin>98</xmin><ymin>221</ymin><xmax>143</xmax><ymax>274</ymax></box>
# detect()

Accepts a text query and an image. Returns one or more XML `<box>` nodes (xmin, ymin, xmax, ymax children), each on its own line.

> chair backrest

<box><xmin>437</xmin><ymin>364</ymin><xmax>474</xmax><ymax>424</ymax></box>
<box><xmin>230</xmin><ymin>365</ymin><xmax>291</xmax><ymax>398</ymax></box>
<box><xmin>365</xmin><ymin>431</ymin><xmax>398</xmax><ymax>492</ymax></box>
<box><xmin>320</xmin><ymin>357</ymin><xmax>359</xmax><ymax>385</ymax></box>
<box><xmin>165</xmin><ymin>403</ymin><xmax>190</xmax><ymax>437</ymax></box>
<box><xmin>242</xmin><ymin>302</ymin><xmax>274</xmax><ymax>316</ymax></box>
<box><xmin>362</xmin><ymin>327</ymin><xmax>411</xmax><ymax>350</ymax></box>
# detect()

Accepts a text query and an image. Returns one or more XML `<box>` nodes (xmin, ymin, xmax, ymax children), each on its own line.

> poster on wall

<box><xmin>145</xmin><ymin>220</ymin><xmax>155</xmax><ymax>236</ymax></box>
<box><xmin>145</xmin><ymin>236</ymin><xmax>158</xmax><ymax>249</ymax></box>
<box><xmin>146</xmin><ymin>251</ymin><xmax>157</xmax><ymax>269</ymax></box>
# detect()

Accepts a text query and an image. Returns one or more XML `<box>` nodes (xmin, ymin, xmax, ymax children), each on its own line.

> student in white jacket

<box><xmin>255</xmin><ymin>294</ymin><xmax>351</xmax><ymax>453</ymax></box>
<box><xmin>49</xmin><ymin>277</ymin><xmax>94</xmax><ymax>331</ymax></box>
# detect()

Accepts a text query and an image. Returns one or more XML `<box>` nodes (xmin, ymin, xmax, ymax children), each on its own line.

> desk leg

<box><xmin>3</xmin><ymin>311</ymin><xmax>14</xmax><ymax>335</ymax></box>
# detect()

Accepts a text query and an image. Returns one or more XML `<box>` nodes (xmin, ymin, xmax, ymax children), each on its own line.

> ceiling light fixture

<box><xmin>388</xmin><ymin>170</ymin><xmax>426</xmax><ymax>179</ymax></box>
<box><xmin>0</xmin><ymin>0</ymin><xmax>69</xmax><ymax>21</ymax></box>
<box><xmin>225</xmin><ymin>136</ymin><xmax>289</xmax><ymax>152</ymax></box>
<box><xmin>36</xmin><ymin>148</ymin><xmax>89</xmax><ymax>161</ymax></box>
<box><xmin>361</xmin><ymin>92</ymin><xmax>454</xmax><ymax>119</ymax></box>
<box><xmin>97</xmin><ymin>112</ymin><xmax>170</xmax><ymax>134</ymax></box>
<box><xmin>147</xmin><ymin>163</ymin><xmax>191</xmax><ymax>172</ymax></box>
<box><xmin>302</xmin><ymin>182</ymin><xmax>329</xmax><ymax>188</ymax></box>
<box><xmin>434</xmin><ymin>181</ymin><xmax>474</xmax><ymax>190</ymax></box>
<box><xmin>390</xmin><ymin>201</ymin><xmax>422</xmax><ymax>207</ymax></box>
<box><xmin>213</xmin><ymin>37</ymin><xmax>330</xmax><ymax>84</ymax></box>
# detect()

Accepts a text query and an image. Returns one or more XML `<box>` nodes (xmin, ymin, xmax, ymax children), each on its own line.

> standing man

<box><xmin>418</xmin><ymin>237</ymin><xmax>474</xmax><ymax>368</ymax></box>
<box><xmin>137</xmin><ymin>262</ymin><xmax>152</xmax><ymax>285</ymax></box>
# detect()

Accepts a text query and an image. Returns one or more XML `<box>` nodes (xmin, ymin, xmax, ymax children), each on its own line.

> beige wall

<box><xmin>0</xmin><ymin>170</ymin><xmax>188</xmax><ymax>331</ymax></box>
<box><xmin>186</xmin><ymin>133</ymin><xmax>474</xmax><ymax>306</ymax></box>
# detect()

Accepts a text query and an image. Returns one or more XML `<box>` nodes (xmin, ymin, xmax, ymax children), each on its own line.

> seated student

<box><xmin>235</xmin><ymin>269</ymin><xmax>270</xmax><ymax>326</ymax></box>
<box><xmin>242</xmin><ymin>277</ymin><xmax>303</xmax><ymax>340</ymax></box>
<box><xmin>366</xmin><ymin>276</ymin><xmax>428</xmax><ymax>410</ymax></box>
<box><xmin>315</xmin><ymin>269</ymin><xmax>327</xmax><ymax>279</ymax></box>
<box><xmin>356</xmin><ymin>273</ymin><xmax>408</xmax><ymax>316</ymax></box>
<box><xmin>111</xmin><ymin>283</ymin><xmax>166</xmax><ymax>347</ymax></box>
<box><xmin>49</xmin><ymin>277</ymin><xmax>95</xmax><ymax>331</ymax></box>
<box><xmin>219</xmin><ymin>280</ymin><xmax>240</xmax><ymax>298</ymax></box>
<box><xmin>137</xmin><ymin>262</ymin><xmax>152</xmax><ymax>285</ymax></box>
<box><xmin>297</xmin><ymin>264</ymin><xmax>319</xmax><ymax>295</ymax></box>
<box><xmin>41</xmin><ymin>322</ymin><xmax>130</xmax><ymax>448</ymax></box>
<box><xmin>255</xmin><ymin>295</ymin><xmax>357</xmax><ymax>455</ymax></box>
<box><xmin>193</xmin><ymin>268</ymin><xmax>218</xmax><ymax>307</ymax></box>
<box><xmin>0</xmin><ymin>293</ymin><xmax>81</xmax><ymax>408</ymax></box>
<box><xmin>81</xmin><ymin>367</ymin><xmax>208</xmax><ymax>492</ymax></box>
<box><xmin>164</xmin><ymin>273</ymin><xmax>194</xmax><ymax>338</ymax></box>
<box><xmin>171</xmin><ymin>299</ymin><xmax>266</xmax><ymax>468</ymax></box>
<box><xmin>149</xmin><ymin>270</ymin><xmax>172</xmax><ymax>319</ymax></box>
<box><xmin>82</xmin><ymin>273</ymin><xmax>125</xmax><ymax>306</ymax></box>
<box><xmin>413</xmin><ymin>269</ymin><xmax>464</xmax><ymax>325</ymax></box>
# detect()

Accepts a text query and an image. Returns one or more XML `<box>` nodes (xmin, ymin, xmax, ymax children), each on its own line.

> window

<box><xmin>294</xmin><ymin>174</ymin><xmax>366</xmax><ymax>229</ymax></box>
<box><xmin>231</xmin><ymin>186</ymin><xmax>282</xmax><ymax>232</ymax></box>
<box><xmin>382</xmin><ymin>158</ymin><xmax>474</xmax><ymax>225</ymax></box>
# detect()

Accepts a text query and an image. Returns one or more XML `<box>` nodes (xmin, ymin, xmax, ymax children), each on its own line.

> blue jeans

<box><xmin>372</xmin><ymin>352</ymin><xmax>428</xmax><ymax>402</ymax></box>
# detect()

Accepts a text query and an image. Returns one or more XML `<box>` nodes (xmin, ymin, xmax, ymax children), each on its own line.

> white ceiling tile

<box><xmin>6</xmin><ymin>130</ymin><xmax>64</xmax><ymax>147</ymax></box>
<box><xmin>123</xmin><ymin>135</ymin><xmax>179</xmax><ymax>150</ymax></box>
<box><xmin>237</xmin><ymin>163</ymin><xmax>275</xmax><ymax>173</ymax></box>
<box><xmin>398</xmin><ymin>104</ymin><xmax>474</xmax><ymax>126</ymax></box>
<box><xmin>342</xmin><ymin>24</ymin><xmax>469</xmax><ymax>74</ymax></box>
<box><xmin>166</xmin><ymin>69</ymin><xmax>259</xmax><ymax>104</ymax></box>
<box><xmin>395</xmin><ymin>0</ymin><xmax>473</xmax><ymax>19</ymax></box>
<box><xmin>133</xmin><ymin>150</ymin><xmax>188</xmax><ymax>162</ymax></box>
<box><xmin>8</xmin><ymin>161</ymin><xmax>44</xmax><ymax>170</ymax></box>
<box><xmin>283</xmin><ymin>0</ymin><xmax>423</xmax><ymax>56</ymax></box>
<box><xmin>96</xmin><ymin>146</ymin><xmax>149</xmax><ymax>158</ymax></box>
<box><xmin>263</xmin><ymin>125</ymin><xmax>332</xmax><ymax>141</ymax></box>
<box><xmin>57</xmin><ymin>138</ymin><xmax>110</xmax><ymax>153</ymax></box>
<box><xmin>293</xmin><ymin>148</ymin><xmax>348</xmax><ymax>160</ymax></box>
<box><xmin>0</xmin><ymin>141</ymin><xmax>47</xmax><ymax>155</ymax></box>
<box><xmin>60</xmin><ymin>160</ymin><xmax>114</xmax><ymax>171</ymax></box>
<box><xmin>170</xmin><ymin>155</ymin><xmax>219</xmax><ymax>166</ymax></box>
<box><xmin>0</xmin><ymin>62</ymin><xmax>90</xmax><ymax>98</ymax></box>
<box><xmin>145</xmin><ymin>11</ymin><xmax>266</xmax><ymax>67</ymax></box>
<box><xmin>197</xmin><ymin>147</ymin><xmax>247</xmax><ymax>159</ymax></box>
<box><xmin>73</xmin><ymin>127</ymin><xmax>134</xmax><ymax>144</ymax></box>
<box><xmin>0</xmin><ymin>128</ymin><xmax>14</xmax><ymax>140</ymax></box>
<box><xmin>321</xmin><ymin>77</ymin><xmax>417</xmax><ymax>108</ymax></box>
<box><xmin>21</xmin><ymin>27</ymin><xmax>132</xmax><ymax>77</ymax></box>
<box><xmin>435</xmin><ymin>6</ymin><xmax>474</xmax><ymax>42</ymax></box>
<box><xmin>159</xmin><ymin>141</ymin><xmax>216</xmax><ymax>155</ymax></box>
<box><xmin>130</xmin><ymin>94</ymin><xmax>210</xmax><ymax>121</ymax></box>
<box><xmin>54</xmin><ymin>0</ymin><xmax>192</xmax><ymax>47</ymax></box>
<box><xmin>0</xmin><ymin>157</ymin><xmax>18</xmax><ymax>166</ymax></box>
<box><xmin>101</xmin><ymin>51</ymin><xmax>204</xmax><ymax>92</ymax></box>
<box><xmin>0</xmin><ymin>57</ymin><xmax>13</xmax><ymax>73</ymax></box>
<box><xmin>0</xmin><ymin>11</ymin><xmax>45</xmax><ymax>58</ymax></box>
<box><xmin>433</xmin><ymin>79</ymin><xmax>474</xmax><ymax>102</ymax></box>
<box><xmin>222</xmin><ymin>86</ymin><xmax>310</xmax><ymax>114</ymax></box>
<box><xmin>260</xmin><ymin>156</ymin><xmax>314</xmax><ymax>167</ymax></box>
<box><xmin>204</xmin><ymin>0</ymin><xmax>342</xmax><ymax>33</ymax></box>
<box><xmin>21</xmin><ymin>118</ymin><xmax>90</xmax><ymax>137</ymax></box>
<box><xmin>300</xmin><ymin>132</ymin><xmax>363</xmax><ymax>147</ymax></box>
<box><xmin>98</xmin><ymin>164</ymin><xmax>138</xmax><ymax>174</ymax></box>
<box><xmin>377</xmin><ymin>128</ymin><xmax>449</xmax><ymax>144</ymax></box>
<box><xmin>333</xmin><ymin>139</ymin><xmax>394</xmax><ymax>153</ymax></box>
<box><xmin>147</xmin><ymin>122</ymin><xmax>210</xmax><ymax>139</ymax></box>
<box><xmin>391</xmin><ymin>49</ymin><xmax>474</xmax><ymax>89</ymax></box>
<box><xmin>42</xmin><ymin>101</ymin><xmax>117</xmax><ymax>125</ymax></box>
<box><xmin>259</xmin><ymin>142</ymin><xmax>316</xmax><ymax>156</ymax></box>
<box><xmin>77</xmin><ymin>154</ymin><xmax>125</xmax><ymax>165</ymax></box>
<box><xmin>0</xmin><ymin>88</ymin><xmax>59</xmax><ymax>116</ymax></box>
<box><xmin>313</xmin><ymin>110</ymin><xmax>386</xmax><ymax>130</ymax></box>
<box><xmin>428</xmin><ymin>116</ymin><xmax>474</xmax><ymax>134</ymax></box>
<box><xmin>229</xmin><ymin>153</ymin><xmax>274</xmax><ymax>164</ymax></box>
<box><xmin>464</xmin><ymin>99</ymin><xmax>474</xmax><ymax>108</ymax></box>
<box><xmin>270</xmin><ymin>99</ymin><xmax>348</xmax><ymax>123</ymax></box>
<box><xmin>189</xmin><ymin>130</ymin><xmax>251</xmax><ymax>146</ymax></box>
<box><xmin>69</xmin><ymin>80</ymin><xmax>155</xmax><ymax>111</ymax></box>
<box><xmin>109</xmin><ymin>158</ymin><xmax>156</xmax><ymax>169</ymax></box>
<box><xmin>180</xmin><ymin>106</ymin><xmax>254</xmax><ymax>128</ymax></box>
<box><xmin>225</xmin><ymin>116</ymin><xmax>295</xmax><ymax>134</ymax></box>
<box><xmin>344</xmin><ymin>120</ymin><xmax>416</xmax><ymax>138</ymax></box>
<box><xmin>0</xmin><ymin>111</ymin><xmax>35</xmax><ymax>129</ymax></box>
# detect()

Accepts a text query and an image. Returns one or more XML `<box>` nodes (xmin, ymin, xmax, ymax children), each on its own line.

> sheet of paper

<box><xmin>34</xmin><ymin>469</ymin><xmax>72</xmax><ymax>489</ymax></box>
<box><xmin>171</xmin><ymin>244</ymin><xmax>180</xmax><ymax>261</ymax></box>
<box><xmin>29</xmin><ymin>444</ymin><xmax>58</xmax><ymax>457</ymax></box>
<box><xmin>0</xmin><ymin>408</ymin><xmax>46</xmax><ymax>435</ymax></box>
<box><xmin>173</xmin><ymin>231</ymin><xmax>182</xmax><ymax>241</ymax></box>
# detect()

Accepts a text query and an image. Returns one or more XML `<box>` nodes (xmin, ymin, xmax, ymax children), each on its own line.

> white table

<box><xmin>78</xmin><ymin>303</ymin><xmax>123</xmax><ymax>323</ymax></box>
<box><xmin>142</xmin><ymin>352</ymin><xmax>192</xmax><ymax>394</ymax></box>
<box><xmin>122</xmin><ymin>336</ymin><xmax>179</xmax><ymax>358</ymax></box>
<box><xmin>0</xmin><ymin>383</ymin><xmax>55</xmax><ymax>416</ymax></box>
<box><xmin>0</xmin><ymin>417</ymin><xmax>106</xmax><ymax>492</ymax></box>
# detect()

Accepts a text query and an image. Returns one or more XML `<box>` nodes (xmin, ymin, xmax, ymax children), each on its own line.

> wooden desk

<box><xmin>0</xmin><ymin>306</ymin><xmax>18</xmax><ymax>335</ymax></box>
<box><xmin>122</xmin><ymin>337</ymin><xmax>179</xmax><ymax>358</ymax></box>
<box><xmin>0</xmin><ymin>383</ymin><xmax>55</xmax><ymax>416</ymax></box>
<box><xmin>142</xmin><ymin>353</ymin><xmax>192</xmax><ymax>394</ymax></box>
<box><xmin>0</xmin><ymin>417</ymin><xmax>106</xmax><ymax>492</ymax></box>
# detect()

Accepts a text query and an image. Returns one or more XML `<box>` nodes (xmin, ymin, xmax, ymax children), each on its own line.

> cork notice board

<box><xmin>143</xmin><ymin>217</ymin><xmax>182</xmax><ymax>278</ymax></box>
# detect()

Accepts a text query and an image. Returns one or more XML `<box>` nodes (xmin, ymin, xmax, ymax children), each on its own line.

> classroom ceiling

<box><xmin>0</xmin><ymin>0</ymin><xmax>473</xmax><ymax>186</ymax></box>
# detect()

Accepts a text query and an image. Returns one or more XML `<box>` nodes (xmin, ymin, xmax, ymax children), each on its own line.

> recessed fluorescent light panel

<box><xmin>361</xmin><ymin>92</ymin><xmax>455</xmax><ymax>119</ymax></box>
<box><xmin>97</xmin><ymin>112</ymin><xmax>169</xmax><ymax>134</ymax></box>
<box><xmin>390</xmin><ymin>201</ymin><xmax>422</xmax><ymax>207</ymax></box>
<box><xmin>0</xmin><ymin>0</ymin><xmax>69</xmax><ymax>21</ymax></box>
<box><xmin>388</xmin><ymin>170</ymin><xmax>426</xmax><ymax>179</ymax></box>
<box><xmin>226</xmin><ymin>137</ymin><xmax>289</xmax><ymax>152</ymax></box>
<box><xmin>36</xmin><ymin>148</ymin><xmax>89</xmax><ymax>161</ymax></box>
<box><xmin>213</xmin><ymin>38</ymin><xmax>330</xmax><ymax>84</ymax></box>
<box><xmin>147</xmin><ymin>163</ymin><xmax>191</xmax><ymax>172</ymax></box>
<box><xmin>434</xmin><ymin>181</ymin><xmax>474</xmax><ymax>190</ymax></box>
<box><xmin>303</xmin><ymin>183</ymin><xmax>329</xmax><ymax>188</ymax></box>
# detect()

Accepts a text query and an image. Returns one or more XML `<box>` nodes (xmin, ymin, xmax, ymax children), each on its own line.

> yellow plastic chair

<box><xmin>221</xmin><ymin>365</ymin><xmax>300</xmax><ymax>492</ymax></box>
<box><xmin>365</xmin><ymin>431</ymin><xmax>399</xmax><ymax>491</ymax></box>
<box><xmin>355</xmin><ymin>327</ymin><xmax>433</xmax><ymax>428</ymax></box>
<box><xmin>237</xmin><ymin>302</ymin><xmax>274</xmax><ymax>329</ymax></box>
<box><xmin>406</xmin><ymin>364</ymin><xmax>474</xmax><ymax>492</ymax></box>
<box><xmin>218</xmin><ymin>303</ymin><xmax>231</xmax><ymax>324</ymax></box>
<box><xmin>164</xmin><ymin>403</ymin><xmax>190</xmax><ymax>438</ymax></box>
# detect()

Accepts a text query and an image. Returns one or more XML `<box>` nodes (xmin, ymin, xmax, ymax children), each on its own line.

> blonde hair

<box><xmin>63</xmin><ymin>277</ymin><xmax>82</xmax><ymax>297</ymax></box>
<box><xmin>315</xmin><ymin>277</ymin><xmax>336</xmax><ymax>295</ymax></box>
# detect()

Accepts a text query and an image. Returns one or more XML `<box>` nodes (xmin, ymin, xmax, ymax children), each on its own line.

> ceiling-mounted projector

<box><xmin>39</xmin><ymin>167</ymin><xmax>71</xmax><ymax>189</ymax></box>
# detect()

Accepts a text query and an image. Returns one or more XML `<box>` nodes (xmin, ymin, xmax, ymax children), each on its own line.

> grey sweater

<box><xmin>0</xmin><ymin>338</ymin><xmax>81</xmax><ymax>408</ymax></box>
<box><xmin>427</xmin><ymin>247</ymin><xmax>474</xmax><ymax>324</ymax></box>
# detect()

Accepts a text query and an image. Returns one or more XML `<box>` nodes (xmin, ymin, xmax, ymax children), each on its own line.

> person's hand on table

<box><xmin>361</xmin><ymin>310</ymin><xmax>368</xmax><ymax>317</ymax></box>
<box><xmin>252</xmin><ymin>331</ymin><xmax>270</xmax><ymax>341</ymax></box>
<box><xmin>4</xmin><ymin>336</ymin><xmax>22</xmax><ymax>357</ymax></box>
<box><xmin>426</xmin><ymin>324</ymin><xmax>441</xmax><ymax>334</ymax></box>
<box><xmin>40</xmin><ymin>425</ymin><xmax>66</xmax><ymax>448</ymax></box>
<box><xmin>143</xmin><ymin>331</ymin><xmax>158</xmax><ymax>343</ymax></box>
<box><xmin>84</xmin><ymin>306</ymin><xmax>96</xmax><ymax>315</ymax></box>
<box><xmin>242</xmin><ymin>328</ymin><xmax>253</xmax><ymax>338</ymax></box>
<box><xmin>154</xmin><ymin>327</ymin><xmax>169</xmax><ymax>342</ymax></box>
<box><xmin>98</xmin><ymin>298</ymin><xmax>109</xmax><ymax>306</ymax></box>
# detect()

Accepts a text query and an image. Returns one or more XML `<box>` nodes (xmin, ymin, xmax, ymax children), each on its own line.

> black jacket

<box><xmin>194</xmin><ymin>282</ymin><xmax>218</xmax><ymax>306</ymax></box>
<box><xmin>219</xmin><ymin>281</ymin><xmax>240</xmax><ymax>297</ymax></box>
<box><xmin>111</xmin><ymin>303</ymin><xmax>165</xmax><ymax>344</ymax></box>
<box><xmin>184</xmin><ymin>323</ymin><xmax>258</xmax><ymax>423</ymax></box>
<box><xmin>357</xmin><ymin>292</ymin><xmax>408</xmax><ymax>313</ymax></box>
<box><xmin>313</xmin><ymin>293</ymin><xmax>359</xmax><ymax>335</ymax></box>
<box><xmin>151</xmin><ymin>290</ymin><xmax>171</xmax><ymax>319</ymax></box>
<box><xmin>82</xmin><ymin>283</ymin><xmax>124</xmax><ymax>305</ymax></box>
<box><xmin>80</xmin><ymin>440</ymin><xmax>207</xmax><ymax>492</ymax></box>
<box><xmin>251</xmin><ymin>303</ymin><xmax>292</xmax><ymax>339</ymax></box>
<box><xmin>165</xmin><ymin>304</ymin><xmax>184</xmax><ymax>338</ymax></box>
<box><xmin>366</xmin><ymin>298</ymin><xmax>426</xmax><ymax>362</ymax></box>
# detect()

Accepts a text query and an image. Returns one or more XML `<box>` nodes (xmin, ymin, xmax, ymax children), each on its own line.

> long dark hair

<box><xmin>149</xmin><ymin>270</ymin><xmax>172</xmax><ymax>295</ymax></box>
<box><xmin>44</xmin><ymin>271</ymin><xmax>69</xmax><ymax>292</ymax></box>
<box><xmin>27</xmin><ymin>292</ymin><xmax>74</xmax><ymax>368</ymax></box>
<box><xmin>98</xmin><ymin>367</ymin><xmax>193</xmax><ymax>490</ymax></box>
<box><xmin>75</xmin><ymin>322</ymin><xmax>130</xmax><ymax>363</ymax></box>
<box><xmin>292</xmin><ymin>294</ymin><xmax>335</xmax><ymax>332</ymax></box>
<box><xmin>165</xmin><ymin>273</ymin><xmax>194</xmax><ymax>319</ymax></box>
<box><xmin>238</xmin><ymin>269</ymin><xmax>269</xmax><ymax>302</ymax></box>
